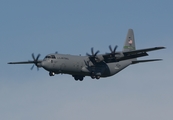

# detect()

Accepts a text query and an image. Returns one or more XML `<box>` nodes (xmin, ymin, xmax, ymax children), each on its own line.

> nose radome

<box><xmin>41</xmin><ymin>61</ymin><xmax>46</xmax><ymax>67</ymax></box>
<box><xmin>41</xmin><ymin>61</ymin><xmax>50</xmax><ymax>69</ymax></box>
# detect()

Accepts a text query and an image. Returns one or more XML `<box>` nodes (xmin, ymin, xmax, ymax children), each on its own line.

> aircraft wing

<box><xmin>8</xmin><ymin>60</ymin><xmax>42</xmax><ymax>70</ymax></box>
<box><xmin>103</xmin><ymin>47</ymin><xmax>165</xmax><ymax>63</ymax></box>
<box><xmin>8</xmin><ymin>61</ymin><xmax>42</xmax><ymax>64</ymax></box>
<box><xmin>8</xmin><ymin>53</ymin><xmax>42</xmax><ymax>65</ymax></box>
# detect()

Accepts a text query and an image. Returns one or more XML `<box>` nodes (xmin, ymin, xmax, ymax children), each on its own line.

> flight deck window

<box><xmin>51</xmin><ymin>55</ymin><xmax>56</xmax><ymax>59</ymax></box>
<box><xmin>45</xmin><ymin>55</ymin><xmax>56</xmax><ymax>59</ymax></box>
<box><xmin>45</xmin><ymin>56</ymin><xmax>51</xmax><ymax>58</ymax></box>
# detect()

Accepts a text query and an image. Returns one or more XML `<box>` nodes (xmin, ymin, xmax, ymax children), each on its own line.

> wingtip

<box><xmin>158</xmin><ymin>46</ymin><xmax>166</xmax><ymax>49</ymax></box>
<box><xmin>155</xmin><ymin>59</ymin><xmax>163</xmax><ymax>61</ymax></box>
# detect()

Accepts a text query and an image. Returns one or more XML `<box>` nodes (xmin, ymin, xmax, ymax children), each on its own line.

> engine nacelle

<box><xmin>96</xmin><ymin>55</ymin><xmax>104</xmax><ymax>62</ymax></box>
<box><xmin>115</xmin><ymin>52</ymin><xmax>124</xmax><ymax>58</ymax></box>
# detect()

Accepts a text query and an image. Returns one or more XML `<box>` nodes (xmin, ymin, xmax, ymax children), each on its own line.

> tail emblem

<box><xmin>128</xmin><ymin>40</ymin><xmax>133</xmax><ymax>44</ymax></box>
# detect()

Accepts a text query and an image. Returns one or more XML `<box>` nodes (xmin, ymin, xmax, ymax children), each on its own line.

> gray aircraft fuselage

<box><xmin>41</xmin><ymin>53</ymin><xmax>131</xmax><ymax>78</ymax></box>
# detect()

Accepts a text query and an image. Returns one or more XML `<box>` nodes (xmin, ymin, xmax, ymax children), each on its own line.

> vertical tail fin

<box><xmin>123</xmin><ymin>29</ymin><xmax>136</xmax><ymax>52</ymax></box>
<box><xmin>123</xmin><ymin>29</ymin><xmax>137</xmax><ymax>61</ymax></box>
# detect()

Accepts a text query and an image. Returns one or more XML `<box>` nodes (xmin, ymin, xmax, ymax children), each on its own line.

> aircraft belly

<box><xmin>103</xmin><ymin>60</ymin><xmax>132</xmax><ymax>77</ymax></box>
<box><xmin>53</xmin><ymin>60</ymin><xmax>84</xmax><ymax>75</ymax></box>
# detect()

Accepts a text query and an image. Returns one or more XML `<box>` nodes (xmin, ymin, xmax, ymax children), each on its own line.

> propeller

<box><xmin>84</xmin><ymin>60</ymin><xmax>90</xmax><ymax>67</ymax></box>
<box><xmin>86</xmin><ymin>47</ymin><xmax>100</xmax><ymax>58</ymax></box>
<box><xmin>30</xmin><ymin>53</ymin><xmax>41</xmax><ymax>70</ymax></box>
<box><xmin>108</xmin><ymin>45</ymin><xmax>118</xmax><ymax>57</ymax></box>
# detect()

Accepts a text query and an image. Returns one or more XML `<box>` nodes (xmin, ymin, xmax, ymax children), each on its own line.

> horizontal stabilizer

<box><xmin>132</xmin><ymin>59</ymin><xmax>162</xmax><ymax>64</ymax></box>
<box><xmin>124</xmin><ymin>47</ymin><xmax>165</xmax><ymax>55</ymax></box>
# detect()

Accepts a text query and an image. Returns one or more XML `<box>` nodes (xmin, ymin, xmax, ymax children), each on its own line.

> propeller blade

<box><xmin>32</xmin><ymin>53</ymin><xmax>35</xmax><ymax>61</ymax></box>
<box><xmin>86</xmin><ymin>47</ymin><xmax>100</xmax><ymax>63</ymax></box>
<box><xmin>86</xmin><ymin>53</ymin><xmax>91</xmax><ymax>56</ymax></box>
<box><xmin>30</xmin><ymin>53</ymin><xmax>41</xmax><ymax>70</ymax></box>
<box><xmin>114</xmin><ymin>45</ymin><xmax>118</xmax><ymax>52</ymax></box>
<box><xmin>84</xmin><ymin>60</ymin><xmax>90</xmax><ymax>67</ymax></box>
<box><xmin>109</xmin><ymin>45</ymin><xmax>113</xmax><ymax>52</ymax></box>
<box><xmin>109</xmin><ymin>45</ymin><xmax>118</xmax><ymax>54</ymax></box>
<box><xmin>36</xmin><ymin>54</ymin><xmax>41</xmax><ymax>61</ymax></box>
<box><xmin>91</xmin><ymin>47</ymin><xmax>94</xmax><ymax>55</ymax></box>
<box><xmin>87</xmin><ymin>48</ymin><xmax>99</xmax><ymax>57</ymax></box>
<box><xmin>31</xmin><ymin>64</ymin><xmax>34</xmax><ymax>70</ymax></box>
<box><xmin>94</xmin><ymin>50</ymin><xmax>100</xmax><ymax>56</ymax></box>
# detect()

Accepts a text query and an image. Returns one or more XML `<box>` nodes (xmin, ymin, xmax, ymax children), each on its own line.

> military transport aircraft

<box><xmin>8</xmin><ymin>29</ymin><xmax>165</xmax><ymax>81</ymax></box>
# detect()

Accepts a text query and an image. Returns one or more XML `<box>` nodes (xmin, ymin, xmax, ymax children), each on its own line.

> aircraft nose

<box><xmin>41</xmin><ymin>61</ymin><xmax>47</xmax><ymax>68</ymax></box>
<box><xmin>41</xmin><ymin>60</ymin><xmax>50</xmax><ymax>70</ymax></box>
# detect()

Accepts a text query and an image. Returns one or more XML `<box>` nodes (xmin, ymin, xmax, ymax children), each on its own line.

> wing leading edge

<box><xmin>8</xmin><ymin>61</ymin><xmax>42</xmax><ymax>64</ymax></box>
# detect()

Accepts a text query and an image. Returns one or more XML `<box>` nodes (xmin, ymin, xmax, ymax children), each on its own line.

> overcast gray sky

<box><xmin>0</xmin><ymin>0</ymin><xmax>173</xmax><ymax>120</ymax></box>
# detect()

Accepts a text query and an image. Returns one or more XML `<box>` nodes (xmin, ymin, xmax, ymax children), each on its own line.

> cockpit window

<box><xmin>45</xmin><ymin>55</ymin><xmax>56</xmax><ymax>59</ymax></box>
<box><xmin>51</xmin><ymin>55</ymin><xmax>56</xmax><ymax>59</ymax></box>
<box><xmin>45</xmin><ymin>56</ymin><xmax>51</xmax><ymax>58</ymax></box>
